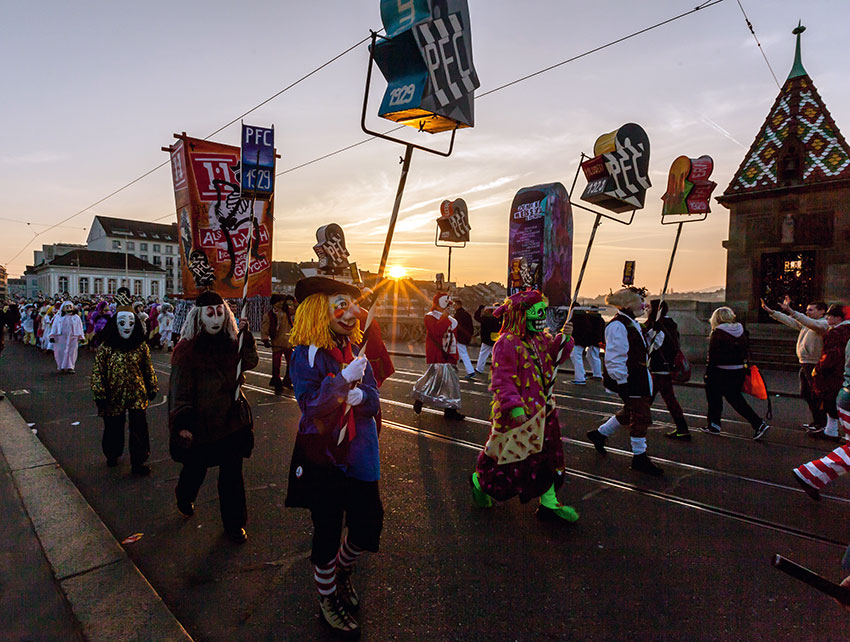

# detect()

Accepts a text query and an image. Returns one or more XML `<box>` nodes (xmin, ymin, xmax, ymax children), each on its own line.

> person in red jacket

<box><xmin>412</xmin><ymin>292</ymin><xmax>465</xmax><ymax>420</ymax></box>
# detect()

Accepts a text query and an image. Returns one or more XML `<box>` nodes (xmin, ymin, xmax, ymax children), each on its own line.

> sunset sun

<box><xmin>387</xmin><ymin>265</ymin><xmax>408</xmax><ymax>279</ymax></box>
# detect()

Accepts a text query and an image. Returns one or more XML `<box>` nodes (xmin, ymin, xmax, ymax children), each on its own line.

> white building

<box><xmin>87</xmin><ymin>216</ymin><xmax>181</xmax><ymax>294</ymax></box>
<box><xmin>30</xmin><ymin>249</ymin><xmax>165</xmax><ymax>299</ymax></box>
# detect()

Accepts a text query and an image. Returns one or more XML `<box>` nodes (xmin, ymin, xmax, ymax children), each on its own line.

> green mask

<box><xmin>526</xmin><ymin>301</ymin><xmax>547</xmax><ymax>333</ymax></box>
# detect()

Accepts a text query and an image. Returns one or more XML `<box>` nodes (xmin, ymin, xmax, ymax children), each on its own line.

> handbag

<box><xmin>231</xmin><ymin>390</ymin><xmax>255</xmax><ymax>458</ymax></box>
<box><xmin>743</xmin><ymin>364</ymin><xmax>773</xmax><ymax>420</ymax></box>
<box><xmin>483</xmin><ymin>407</ymin><xmax>546</xmax><ymax>465</ymax></box>
<box><xmin>670</xmin><ymin>349</ymin><xmax>691</xmax><ymax>384</ymax></box>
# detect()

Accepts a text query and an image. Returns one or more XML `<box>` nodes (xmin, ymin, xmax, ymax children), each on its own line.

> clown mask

<box><xmin>201</xmin><ymin>304</ymin><xmax>225</xmax><ymax>334</ymax></box>
<box><xmin>328</xmin><ymin>294</ymin><xmax>360</xmax><ymax>336</ymax></box>
<box><xmin>116</xmin><ymin>311</ymin><xmax>136</xmax><ymax>339</ymax></box>
<box><xmin>436</xmin><ymin>294</ymin><xmax>451</xmax><ymax>311</ymax></box>
<box><xmin>526</xmin><ymin>301</ymin><xmax>548</xmax><ymax>333</ymax></box>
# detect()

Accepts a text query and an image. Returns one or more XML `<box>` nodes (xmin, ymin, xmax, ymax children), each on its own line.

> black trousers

<box><xmin>799</xmin><ymin>365</ymin><xmax>827</xmax><ymax>427</ymax></box>
<box><xmin>102</xmin><ymin>410</ymin><xmax>150</xmax><ymax>466</ymax></box>
<box><xmin>705</xmin><ymin>367</ymin><xmax>762</xmax><ymax>429</ymax></box>
<box><xmin>176</xmin><ymin>433</ymin><xmax>246</xmax><ymax>533</ymax></box>
<box><xmin>309</xmin><ymin>478</ymin><xmax>383</xmax><ymax>566</ymax></box>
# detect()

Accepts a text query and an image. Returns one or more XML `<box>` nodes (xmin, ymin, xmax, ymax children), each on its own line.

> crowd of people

<box><xmin>2</xmin><ymin>282</ymin><xmax>850</xmax><ymax>636</ymax></box>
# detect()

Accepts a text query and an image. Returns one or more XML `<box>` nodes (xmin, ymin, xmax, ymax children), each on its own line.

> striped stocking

<box><xmin>313</xmin><ymin>561</ymin><xmax>336</xmax><ymax>597</ymax></box>
<box><xmin>336</xmin><ymin>534</ymin><xmax>365</xmax><ymax>571</ymax></box>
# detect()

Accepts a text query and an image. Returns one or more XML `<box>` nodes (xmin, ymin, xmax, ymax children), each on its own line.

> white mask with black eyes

<box><xmin>116</xmin><ymin>311</ymin><xmax>135</xmax><ymax>340</ymax></box>
<box><xmin>201</xmin><ymin>304</ymin><xmax>225</xmax><ymax>334</ymax></box>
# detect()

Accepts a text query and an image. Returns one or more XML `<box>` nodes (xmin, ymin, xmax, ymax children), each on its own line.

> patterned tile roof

<box><xmin>724</xmin><ymin>74</ymin><xmax>850</xmax><ymax>196</ymax></box>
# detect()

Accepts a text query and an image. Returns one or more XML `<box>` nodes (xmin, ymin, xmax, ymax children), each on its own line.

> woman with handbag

<box><xmin>646</xmin><ymin>300</ymin><xmax>691</xmax><ymax>441</ymax></box>
<box><xmin>168</xmin><ymin>291</ymin><xmax>258</xmax><ymax>544</ymax></box>
<box><xmin>702</xmin><ymin>306</ymin><xmax>769</xmax><ymax>440</ymax></box>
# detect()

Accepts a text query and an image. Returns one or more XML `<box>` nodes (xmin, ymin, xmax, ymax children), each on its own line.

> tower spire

<box><xmin>787</xmin><ymin>21</ymin><xmax>807</xmax><ymax>80</ymax></box>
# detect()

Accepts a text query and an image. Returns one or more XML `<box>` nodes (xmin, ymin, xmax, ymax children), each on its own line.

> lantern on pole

<box><xmin>362</xmin><ymin>0</ymin><xmax>480</xmax><ymax>279</ymax></box>
<box><xmin>435</xmin><ymin>197</ymin><xmax>470</xmax><ymax>283</ymax></box>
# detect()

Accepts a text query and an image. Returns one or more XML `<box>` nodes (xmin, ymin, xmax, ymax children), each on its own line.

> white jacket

<box><xmin>768</xmin><ymin>309</ymin><xmax>827</xmax><ymax>365</ymax></box>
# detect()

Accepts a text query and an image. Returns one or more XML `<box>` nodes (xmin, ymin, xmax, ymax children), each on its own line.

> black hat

<box><xmin>826</xmin><ymin>304</ymin><xmax>846</xmax><ymax>318</ymax></box>
<box><xmin>295</xmin><ymin>277</ymin><xmax>360</xmax><ymax>302</ymax></box>
<box><xmin>196</xmin><ymin>291</ymin><xmax>225</xmax><ymax>307</ymax></box>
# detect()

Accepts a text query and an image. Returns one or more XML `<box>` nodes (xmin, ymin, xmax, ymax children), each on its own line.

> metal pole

<box><xmin>661</xmin><ymin>222</ymin><xmax>684</xmax><ymax>302</ymax></box>
<box><xmin>377</xmin><ymin>144</ymin><xmax>414</xmax><ymax>279</ymax></box>
<box><xmin>447</xmin><ymin>246</ymin><xmax>452</xmax><ymax>284</ymax></box>
<box><xmin>566</xmin><ymin>213</ymin><xmax>602</xmax><ymax>321</ymax></box>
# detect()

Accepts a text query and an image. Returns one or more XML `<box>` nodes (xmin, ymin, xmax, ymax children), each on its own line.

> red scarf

<box><xmin>328</xmin><ymin>341</ymin><xmax>357</xmax><ymax>441</ymax></box>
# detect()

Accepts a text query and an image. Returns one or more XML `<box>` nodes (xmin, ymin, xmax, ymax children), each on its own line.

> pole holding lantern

<box><xmin>361</xmin><ymin>0</ymin><xmax>480</xmax><ymax>279</ymax></box>
<box><xmin>659</xmin><ymin>155</ymin><xmax>716</xmax><ymax>301</ymax></box>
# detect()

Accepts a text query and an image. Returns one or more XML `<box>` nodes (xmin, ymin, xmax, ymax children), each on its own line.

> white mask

<box><xmin>438</xmin><ymin>295</ymin><xmax>450</xmax><ymax>310</ymax></box>
<box><xmin>116</xmin><ymin>311</ymin><xmax>135</xmax><ymax>340</ymax></box>
<box><xmin>201</xmin><ymin>304</ymin><xmax>225</xmax><ymax>334</ymax></box>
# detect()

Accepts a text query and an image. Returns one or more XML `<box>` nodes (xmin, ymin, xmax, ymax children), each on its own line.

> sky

<box><xmin>3</xmin><ymin>0</ymin><xmax>850</xmax><ymax>297</ymax></box>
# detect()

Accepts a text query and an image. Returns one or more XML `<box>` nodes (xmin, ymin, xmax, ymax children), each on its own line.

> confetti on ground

<box><xmin>27</xmin><ymin>423</ymin><xmax>35</xmax><ymax>427</ymax></box>
<box><xmin>31</xmin><ymin>429</ymin><xmax>37</xmax><ymax>435</ymax></box>
<box><xmin>121</xmin><ymin>533</ymin><xmax>144</xmax><ymax>544</ymax></box>
<box><xmin>71</xmin><ymin>421</ymin><xmax>80</xmax><ymax>426</ymax></box>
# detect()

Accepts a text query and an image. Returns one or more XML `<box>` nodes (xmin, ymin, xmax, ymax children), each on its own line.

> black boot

<box><xmin>319</xmin><ymin>591</ymin><xmax>360</xmax><ymax>639</ymax></box>
<box><xmin>412</xmin><ymin>400</ymin><xmax>423</xmax><ymax>415</ymax></box>
<box><xmin>586</xmin><ymin>429</ymin><xmax>607</xmax><ymax>455</ymax></box>
<box><xmin>631</xmin><ymin>453</ymin><xmax>663</xmax><ymax>476</ymax></box>
<box><xmin>336</xmin><ymin>566</ymin><xmax>360</xmax><ymax>612</ymax></box>
<box><xmin>444</xmin><ymin>408</ymin><xmax>465</xmax><ymax>421</ymax></box>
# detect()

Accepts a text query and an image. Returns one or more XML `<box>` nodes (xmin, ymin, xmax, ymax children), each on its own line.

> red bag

<box><xmin>671</xmin><ymin>349</ymin><xmax>691</xmax><ymax>384</ymax></box>
<box><xmin>743</xmin><ymin>365</ymin><xmax>768</xmax><ymax>400</ymax></box>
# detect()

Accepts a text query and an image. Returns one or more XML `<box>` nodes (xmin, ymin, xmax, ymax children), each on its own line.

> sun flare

<box><xmin>388</xmin><ymin>265</ymin><xmax>408</xmax><ymax>279</ymax></box>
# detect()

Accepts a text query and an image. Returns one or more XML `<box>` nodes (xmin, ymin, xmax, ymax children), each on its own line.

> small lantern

<box><xmin>580</xmin><ymin>123</ymin><xmax>651</xmax><ymax>213</ymax></box>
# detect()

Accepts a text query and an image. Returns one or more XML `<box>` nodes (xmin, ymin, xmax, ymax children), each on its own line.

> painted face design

<box><xmin>526</xmin><ymin>301</ymin><xmax>548</xmax><ymax>333</ymax></box>
<box><xmin>328</xmin><ymin>294</ymin><xmax>360</xmax><ymax>336</ymax></box>
<box><xmin>116</xmin><ymin>311</ymin><xmax>135</xmax><ymax>339</ymax></box>
<box><xmin>201</xmin><ymin>304</ymin><xmax>225</xmax><ymax>334</ymax></box>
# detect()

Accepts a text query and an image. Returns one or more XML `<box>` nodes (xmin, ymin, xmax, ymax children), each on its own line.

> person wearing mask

<box><xmin>646</xmin><ymin>299</ymin><xmax>690</xmax><ymax>441</ymax></box>
<box><xmin>762</xmin><ymin>297</ymin><xmax>828</xmax><ymax>432</ymax></box>
<box><xmin>701</xmin><ymin>306</ymin><xmax>769</xmax><ymax>439</ymax></box>
<box><xmin>587</xmin><ymin>287</ymin><xmax>665</xmax><ymax>476</ymax></box>
<box><xmin>453</xmin><ymin>299</ymin><xmax>476</xmax><ymax>380</ymax></box>
<box><xmin>49</xmin><ymin>301</ymin><xmax>84</xmax><ymax>373</ymax></box>
<box><xmin>284</xmin><ymin>277</ymin><xmax>383</xmax><ymax>638</ymax></box>
<box><xmin>169</xmin><ymin>291</ymin><xmax>258</xmax><ymax>544</ymax></box>
<box><xmin>412</xmin><ymin>292</ymin><xmax>465</xmax><ymax>420</ymax></box>
<box><xmin>261</xmin><ymin>293</ymin><xmax>295</xmax><ymax>393</ymax></box>
<box><xmin>474</xmin><ymin>304</ymin><xmax>502</xmax><ymax>376</ymax></box>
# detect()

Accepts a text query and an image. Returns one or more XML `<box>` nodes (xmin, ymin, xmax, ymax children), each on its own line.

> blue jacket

<box><xmin>290</xmin><ymin>344</ymin><xmax>381</xmax><ymax>482</ymax></box>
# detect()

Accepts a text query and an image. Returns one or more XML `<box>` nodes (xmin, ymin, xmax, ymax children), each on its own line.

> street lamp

<box><xmin>114</xmin><ymin>232</ymin><xmax>131</xmax><ymax>287</ymax></box>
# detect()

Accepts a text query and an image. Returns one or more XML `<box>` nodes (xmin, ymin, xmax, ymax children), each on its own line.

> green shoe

<box><xmin>536</xmin><ymin>504</ymin><xmax>579</xmax><ymax>522</ymax></box>
<box><xmin>469</xmin><ymin>472</ymin><xmax>493</xmax><ymax>508</ymax></box>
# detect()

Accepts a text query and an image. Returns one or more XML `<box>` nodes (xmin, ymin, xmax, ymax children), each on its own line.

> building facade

<box><xmin>718</xmin><ymin>26</ymin><xmax>850</xmax><ymax>322</ymax></box>
<box><xmin>30</xmin><ymin>249</ymin><xmax>165</xmax><ymax>299</ymax></box>
<box><xmin>86</xmin><ymin>216</ymin><xmax>181</xmax><ymax>294</ymax></box>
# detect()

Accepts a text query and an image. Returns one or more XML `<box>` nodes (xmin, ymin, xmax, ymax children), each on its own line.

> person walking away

<box><xmin>169</xmin><ymin>291</ymin><xmax>258</xmax><ymax>544</ymax></box>
<box><xmin>646</xmin><ymin>300</ymin><xmax>690</xmax><ymax>440</ymax></box>
<box><xmin>91</xmin><ymin>301</ymin><xmax>158</xmax><ymax>474</ymax></box>
<box><xmin>569</xmin><ymin>308</ymin><xmax>603</xmax><ymax>385</ymax></box>
<box><xmin>261</xmin><ymin>293</ymin><xmax>294</xmax><ymax>393</ymax></box>
<box><xmin>412</xmin><ymin>292</ymin><xmax>465</xmax><ymax>421</ymax></box>
<box><xmin>762</xmin><ymin>297</ymin><xmax>828</xmax><ymax>432</ymax></box>
<box><xmin>793</xmin><ymin>332</ymin><xmax>850</xmax><ymax>500</ymax></box>
<box><xmin>808</xmin><ymin>304</ymin><xmax>850</xmax><ymax>441</ymax></box>
<box><xmin>284</xmin><ymin>277</ymin><xmax>383</xmax><ymax>638</ymax></box>
<box><xmin>49</xmin><ymin>301</ymin><xmax>84</xmax><ymax>373</ymax></box>
<box><xmin>586</xmin><ymin>287</ymin><xmax>665</xmax><ymax>475</ymax></box>
<box><xmin>453</xmin><ymin>300</ymin><xmax>476</xmax><ymax>380</ymax></box>
<box><xmin>474</xmin><ymin>304</ymin><xmax>501</xmax><ymax>375</ymax></box>
<box><xmin>701</xmin><ymin>306</ymin><xmax>769</xmax><ymax>439</ymax></box>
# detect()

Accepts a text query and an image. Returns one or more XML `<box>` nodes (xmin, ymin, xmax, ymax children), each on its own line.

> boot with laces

<box><xmin>319</xmin><ymin>591</ymin><xmax>360</xmax><ymax>639</ymax></box>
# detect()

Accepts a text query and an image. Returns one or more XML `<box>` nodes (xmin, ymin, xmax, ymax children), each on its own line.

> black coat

<box><xmin>707</xmin><ymin>326</ymin><xmax>748</xmax><ymax>368</ymax></box>
<box><xmin>572</xmin><ymin>311</ymin><xmax>605</xmax><ymax>347</ymax></box>
<box><xmin>454</xmin><ymin>307</ymin><xmax>474</xmax><ymax>345</ymax></box>
<box><xmin>648</xmin><ymin>316</ymin><xmax>680</xmax><ymax>373</ymax></box>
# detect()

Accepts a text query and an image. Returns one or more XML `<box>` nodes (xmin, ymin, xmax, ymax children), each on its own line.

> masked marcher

<box><xmin>21</xmin><ymin>305</ymin><xmax>35</xmax><ymax>346</ymax></box>
<box><xmin>158</xmin><ymin>303</ymin><xmax>175</xmax><ymax>351</ymax></box>
<box><xmin>91</xmin><ymin>300</ymin><xmax>157</xmax><ymax>474</ymax></box>
<box><xmin>469</xmin><ymin>290</ymin><xmax>579</xmax><ymax>522</ymax></box>
<box><xmin>261</xmin><ymin>293</ymin><xmax>295</xmax><ymax>393</ymax></box>
<box><xmin>284</xmin><ymin>277</ymin><xmax>383</xmax><ymax>638</ymax></box>
<box><xmin>587</xmin><ymin>287</ymin><xmax>666</xmax><ymax>476</ymax></box>
<box><xmin>49</xmin><ymin>301</ymin><xmax>84</xmax><ymax>373</ymax></box>
<box><xmin>646</xmin><ymin>299</ymin><xmax>691</xmax><ymax>441</ymax></box>
<box><xmin>40</xmin><ymin>306</ymin><xmax>55</xmax><ymax>352</ymax></box>
<box><xmin>169</xmin><ymin>291</ymin><xmax>257</xmax><ymax>544</ymax></box>
<box><xmin>412</xmin><ymin>292</ymin><xmax>465</xmax><ymax>421</ymax></box>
